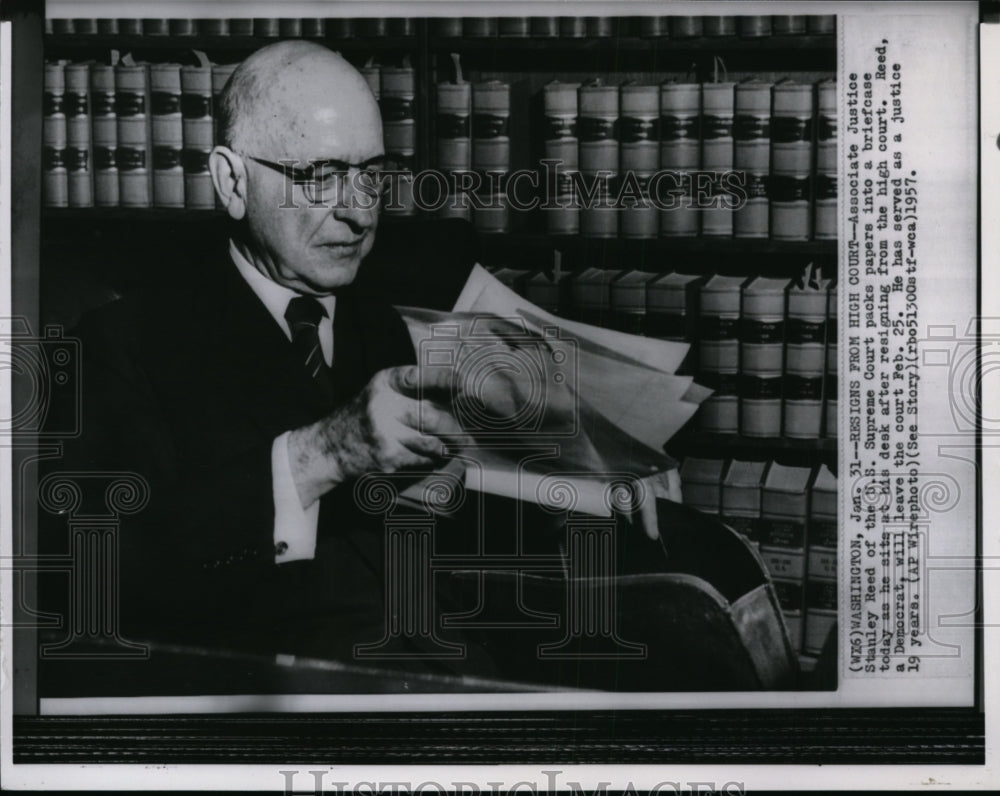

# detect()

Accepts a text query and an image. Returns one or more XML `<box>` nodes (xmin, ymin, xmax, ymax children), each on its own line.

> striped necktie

<box><xmin>284</xmin><ymin>295</ymin><xmax>335</xmax><ymax>399</ymax></box>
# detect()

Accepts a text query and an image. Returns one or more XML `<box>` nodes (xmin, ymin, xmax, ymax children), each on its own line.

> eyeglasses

<box><xmin>244</xmin><ymin>154</ymin><xmax>388</xmax><ymax>205</ymax></box>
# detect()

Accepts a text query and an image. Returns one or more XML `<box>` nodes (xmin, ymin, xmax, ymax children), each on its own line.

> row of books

<box><xmin>45</xmin><ymin>18</ymin><xmax>415</xmax><ymax>38</ymax></box>
<box><xmin>492</xmin><ymin>264</ymin><xmax>837</xmax><ymax>441</ymax></box>
<box><xmin>41</xmin><ymin>58</ymin><xmax>411</xmax><ymax>211</ymax></box>
<box><xmin>680</xmin><ymin>457</ymin><xmax>837</xmax><ymax>661</ymax></box>
<box><xmin>436</xmin><ymin>76</ymin><xmax>836</xmax><ymax>239</ymax></box>
<box><xmin>46</xmin><ymin>15</ymin><xmax>835</xmax><ymax>39</ymax></box>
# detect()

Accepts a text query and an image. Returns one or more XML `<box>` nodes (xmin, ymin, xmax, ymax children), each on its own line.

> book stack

<box><xmin>472</xmin><ymin>80</ymin><xmax>511</xmax><ymax>232</ymax></box>
<box><xmin>150</xmin><ymin>63</ymin><xmax>184</xmax><ymax>208</ymax></box>
<box><xmin>720</xmin><ymin>459</ymin><xmax>766</xmax><ymax>547</ymax></box>
<box><xmin>646</xmin><ymin>272</ymin><xmax>702</xmax><ymax>372</ymax></box>
<box><xmin>64</xmin><ymin>62</ymin><xmax>93</xmax><ymax>207</ymax></box>
<box><xmin>436</xmin><ymin>77</ymin><xmax>472</xmax><ymax>221</ymax></box>
<box><xmin>740</xmin><ymin>277</ymin><xmax>789</xmax><ymax>437</ymax></box>
<box><xmin>542</xmin><ymin>81</ymin><xmax>580</xmax><ymax>234</ymax></box>
<box><xmin>698</xmin><ymin>275</ymin><xmax>745</xmax><ymax>433</ymax></box>
<box><xmin>815</xmin><ymin>78</ymin><xmax>837</xmax><ymax>239</ymax></box>
<box><xmin>785</xmin><ymin>271</ymin><xmax>829</xmax><ymax>438</ymax></box>
<box><xmin>115</xmin><ymin>60</ymin><xmax>153</xmax><ymax>207</ymax></box>
<box><xmin>523</xmin><ymin>270</ymin><xmax>569</xmax><ymax>315</ymax></box>
<box><xmin>733</xmin><ymin>79</ymin><xmax>772</xmax><ymax>238</ymax></box>
<box><xmin>42</xmin><ymin>61</ymin><xmax>68</xmax><ymax>208</ymax></box>
<box><xmin>578</xmin><ymin>81</ymin><xmax>619</xmax><ymax>238</ymax></box>
<box><xmin>609</xmin><ymin>270</ymin><xmax>657</xmax><ymax>334</ymax></box>
<box><xmin>825</xmin><ymin>284</ymin><xmax>838</xmax><ymax>437</ymax></box>
<box><xmin>381</xmin><ymin>64</ymin><xmax>417</xmax><ymax>216</ymax></box>
<box><xmin>180</xmin><ymin>60</ymin><xmax>215</xmax><ymax>209</ymax></box>
<box><xmin>569</xmin><ymin>267</ymin><xmax>621</xmax><ymax>327</ymax></box>
<box><xmin>619</xmin><ymin>84</ymin><xmax>658</xmax><ymax>238</ymax></box>
<box><xmin>658</xmin><ymin>81</ymin><xmax>700</xmax><ymax>237</ymax></box>
<box><xmin>678</xmin><ymin>457</ymin><xmax>725</xmax><ymax>516</ymax></box>
<box><xmin>91</xmin><ymin>64</ymin><xmax>119</xmax><ymax>207</ymax></box>
<box><xmin>770</xmin><ymin>80</ymin><xmax>814</xmax><ymax>240</ymax></box>
<box><xmin>700</xmin><ymin>81</ymin><xmax>735</xmax><ymax>237</ymax></box>
<box><xmin>760</xmin><ymin>462</ymin><xmax>812</xmax><ymax>654</ymax></box>
<box><xmin>805</xmin><ymin>464</ymin><xmax>837</xmax><ymax>662</ymax></box>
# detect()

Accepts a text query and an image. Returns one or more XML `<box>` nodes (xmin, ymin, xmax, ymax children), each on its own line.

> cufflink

<box><xmin>275</xmin><ymin>541</ymin><xmax>289</xmax><ymax>556</ymax></box>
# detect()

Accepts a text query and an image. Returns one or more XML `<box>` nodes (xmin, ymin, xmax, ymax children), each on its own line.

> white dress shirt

<box><xmin>230</xmin><ymin>241</ymin><xmax>334</xmax><ymax>564</ymax></box>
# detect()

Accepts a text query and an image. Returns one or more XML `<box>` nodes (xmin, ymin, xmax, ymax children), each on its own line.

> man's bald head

<box><xmin>217</xmin><ymin>41</ymin><xmax>379</xmax><ymax>156</ymax></box>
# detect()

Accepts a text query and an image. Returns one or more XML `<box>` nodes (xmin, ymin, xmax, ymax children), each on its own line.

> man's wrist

<box><xmin>287</xmin><ymin>422</ymin><xmax>343</xmax><ymax>507</ymax></box>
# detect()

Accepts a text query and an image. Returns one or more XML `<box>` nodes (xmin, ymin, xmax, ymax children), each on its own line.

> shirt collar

<box><xmin>229</xmin><ymin>240</ymin><xmax>337</xmax><ymax>338</ymax></box>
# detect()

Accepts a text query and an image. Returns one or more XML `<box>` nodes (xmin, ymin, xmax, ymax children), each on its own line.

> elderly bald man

<box><xmin>50</xmin><ymin>42</ymin><xmax>483</xmax><ymax>676</ymax></box>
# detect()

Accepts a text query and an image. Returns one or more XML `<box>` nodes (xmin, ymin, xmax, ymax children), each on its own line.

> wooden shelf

<box><xmin>484</xmin><ymin>232</ymin><xmax>836</xmax><ymax>257</ymax></box>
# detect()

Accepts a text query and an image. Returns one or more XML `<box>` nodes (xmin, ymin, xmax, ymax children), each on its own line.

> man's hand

<box><xmin>286</xmin><ymin>365</ymin><xmax>459</xmax><ymax>507</ymax></box>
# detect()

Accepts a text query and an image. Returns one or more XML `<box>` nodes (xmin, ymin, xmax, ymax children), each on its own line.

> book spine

<box><xmin>73</xmin><ymin>19</ymin><xmax>98</xmax><ymax>35</ymax></box>
<box><xmin>436</xmin><ymin>82</ymin><xmax>472</xmax><ymax>221</ymax></box>
<box><xmin>65</xmin><ymin>63</ymin><xmax>94</xmax><ymax>208</ymax></box>
<box><xmin>808</xmin><ymin>15</ymin><xmax>836</xmax><ymax>35</ymax></box>
<box><xmin>472</xmin><ymin>80</ymin><xmax>511</xmax><ymax>232</ymax></box>
<box><xmin>619</xmin><ymin>85</ymin><xmax>659</xmax><ymax>239</ymax></box>
<box><xmin>96</xmin><ymin>19</ymin><xmax>119</xmax><ymax>35</ymax></box>
<box><xmin>498</xmin><ymin>17</ymin><xmax>530</xmax><ymax>37</ymax></box>
<box><xmin>671</xmin><ymin>16</ymin><xmax>702</xmax><ymax>38</ymax></box>
<box><xmin>659</xmin><ymin>83</ymin><xmax>700</xmax><ymax>237</ymax></box>
<box><xmin>150</xmin><ymin>64</ymin><xmax>184</xmax><ymax>208</ymax></box>
<box><xmin>199</xmin><ymin>19</ymin><xmax>229</xmax><ymax>36</ymax></box>
<box><xmin>358</xmin><ymin>18</ymin><xmax>388</xmax><ymax>37</ymax></box>
<box><xmin>772</xmin><ymin>15</ymin><xmax>807</xmax><ymax>35</ymax></box>
<box><xmin>51</xmin><ymin>19</ymin><xmax>74</xmax><ymax>35</ymax></box>
<box><xmin>703</xmin><ymin>16</ymin><xmax>737</xmax><ymax>36</ymax></box>
<box><xmin>784</xmin><ymin>290</ymin><xmax>827</xmax><ymax>438</ymax></box>
<box><xmin>733</xmin><ymin>82</ymin><xmax>772</xmax><ymax>238</ymax></box>
<box><xmin>432</xmin><ymin>18</ymin><xmax>463</xmax><ymax>37</ymax></box>
<box><xmin>253</xmin><ymin>18</ymin><xmax>280</xmax><ymax>37</ymax></box>
<box><xmin>463</xmin><ymin>18</ymin><xmax>497</xmax><ymax>37</ymax></box>
<box><xmin>740</xmin><ymin>288</ymin><xmax>785</xmax><ymax>437</ymax></box>
<box><xmin>698</xmin><ymin>289</ymin><xmax>741</xmax><ymax>434</ymax></box>
<box><xmin>760</xmin><ymin>512</ymin><xmax>808</xmax><ymax>653</ymax></box>
<box><xmin>169</xmin><ymin>19</ymin><xmax>198</xmax><ymax>36</ymax></box>
<box><xmin>700</xmin><ymin>82</ymin><xmax>735</xmax><ymax>237</ymax></box>
<box><xmin>646</xmin><ymin>281</ymin><xmax>700</xmax><ymax>374</ymax></box>
<box><xmin>381</xmin><ymin>66</ymin><xmax>417</xmax><ymax>217</ymax></box>
<box><xmin>542</xmin><ymin>82</ymin><xmax>579</xmax><ymax>235</ymax></box>
<box><xmin>387</xmin><ymin>18</ymin><xmax>416</xmax><ymax>37</ymax></box>
<box><xmin>530</xmin><ymin>17</ymin><xmax>559</xmax><ymax>37</ymax></box>
<box><xmin>814</xmin><ymin>79</ymin><xmax>838</xmax><ymax>239</ymax></box>
<box><xmin>42</xmin><ymin>62</ymin><xmax>69</xmax><ymax>208</ymax></box>
<box><xmin>117</xmin><ymin>19</ymin><xmax>143</xmax><ymax>36</ymax></box>
<box><xmin>559</xmin><ymin>18</ymin><xmax>587</xmax><ymax>38</ymax></box>
<box><xmin>180</xmin><ymin>66</ymin><xmax>215</xmax><ymax>209</ymax></box>
<box><xmin>771</xmin><ymin>82</ymin><xmax>814</xmax><ymax>240</ymax></box>
<box><xmin>228</xmin><ymin>19</ymin><xmax>254</xmax><ymax>36</ymax></box>
<box><xmin>720</xmin><ymin>500</ymin><xmax>761</xmax><ymax>546</ymax></box>
<box><xmin>279</xmin><ymin>18</ymin><xmax>302</xmax><ymax>38</ymax></box>
<box><xmin>824</xmin><ymin>286</ymin><xmax>839</xmax><ymax>438</ymax></box>
<box><xmin>805</xmin><ymin>509</ymin><xmax>837</xmax><ymax>655</ymax></box>
<box><xmin>636</xmin><ymin>16</ymin><xmax>668</xmax><ymax>37</ymax></box>
<box><xmin>142</xmin><ymin>19</ymin><xmax>170</xmax><ymax>36</ymax></box>
<box><xmin>300</xmin><ymin>19</ymin><xmax>326</xmax><ymax>37</ymax></box>
<box><xmin>585</xmin><ymin>16</ymin><xmax>615</xmax><ymax>37</ymax></box>
<box><xmin>90</xmin><ymin>64</ymin><xmax>119</xmax><ymax>207</ymax></box>
<box><xmin>739</xmin><ymin>15</ymin><xmax>772</xmax><ymax>38</ymax></box>
<box><xmin>115</xmin><ymin>63</ymin><xmax>153</xmax><ymax>208</ymax></box>
<box><xmin>578</xmin><ymin>83</ymin><xmax>618</xmax><ymax>238</ymax></box>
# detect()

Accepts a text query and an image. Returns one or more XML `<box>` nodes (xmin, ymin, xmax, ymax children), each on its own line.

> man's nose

<box><xmin>331</xmin><ymin>171</ymin><xmax>378</xmax><ymax>229</ymax></box>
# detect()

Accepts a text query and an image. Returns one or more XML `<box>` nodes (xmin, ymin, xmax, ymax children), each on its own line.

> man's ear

<box><xmin>209</xmin><ymin>145</ymin><xmax>247</xmax><ymax>220</ymax></box>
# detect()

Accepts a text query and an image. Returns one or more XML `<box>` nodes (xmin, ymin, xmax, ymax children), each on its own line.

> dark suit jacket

<box><xmin>50</xmin><ymin>249</ymin><xmax>436</xmax><ymax>665</ymax></box>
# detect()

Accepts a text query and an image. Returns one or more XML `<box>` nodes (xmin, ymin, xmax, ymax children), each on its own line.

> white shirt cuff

<box><xmin>272</xmin><ymin>431</ymin><xmax>320</xmax><ymax>564</ymax></box>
